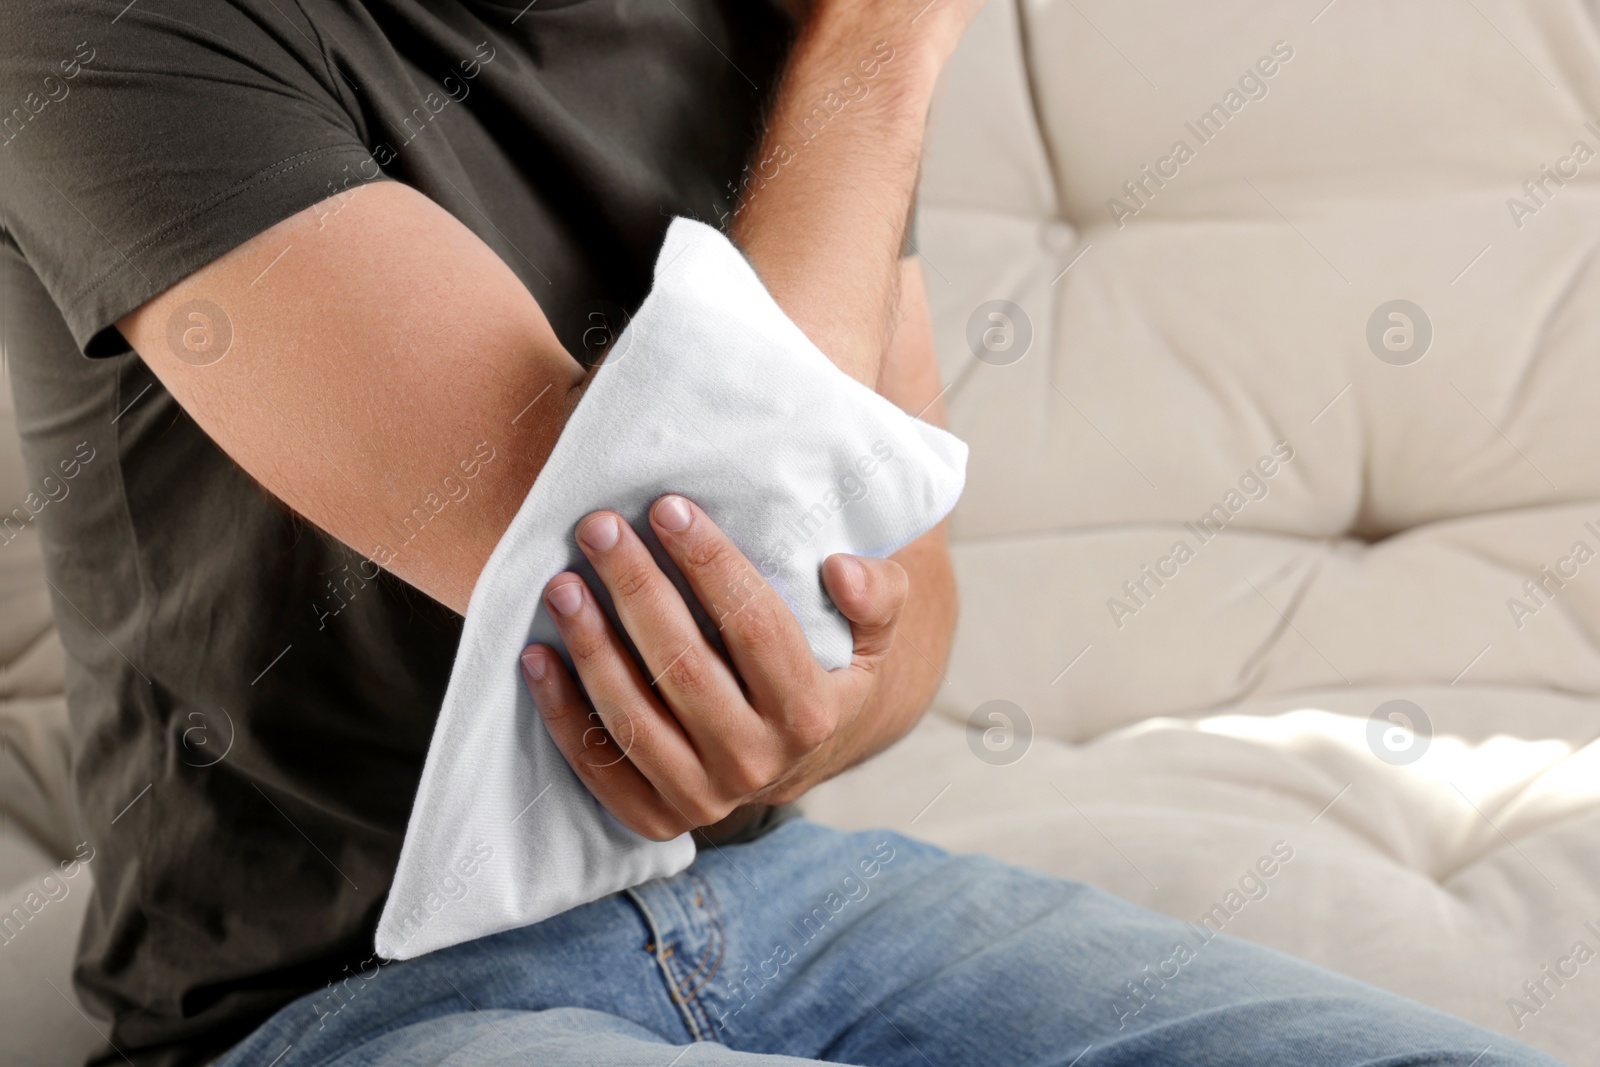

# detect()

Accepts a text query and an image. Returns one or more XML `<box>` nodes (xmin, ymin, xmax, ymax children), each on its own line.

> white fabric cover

<box><xmin>802</xmin><ymin>2</ymin><xmax>1600</xmax><ymax>1065</ymax></box>
<box><xmin>376</xmin><ymin>218</ymin><xmax>968</xmax><ymax>960</ymax></box>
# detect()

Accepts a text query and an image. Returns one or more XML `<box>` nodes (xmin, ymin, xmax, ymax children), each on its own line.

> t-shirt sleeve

<box><xmin>0</xmin><ymin>1</ymin><xmax>379</xmax><ymax>356</ymax></box>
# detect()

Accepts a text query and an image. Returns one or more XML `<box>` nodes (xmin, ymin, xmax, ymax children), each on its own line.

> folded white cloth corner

<box><xmin>375</xmin><ymin>217</ymin><xmax>967</xmax><ymax>960</ymax></box>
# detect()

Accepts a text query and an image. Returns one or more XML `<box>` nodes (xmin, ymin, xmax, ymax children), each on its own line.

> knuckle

<box><xmin>564</xmin><ymin>625</ymin><xmax>611</xmax><ymax>664</ymax></box>
<box><xmin>732</xmin><ymin>603</ymin><xmax>786</xmax><ymax>655</ymax></box>
<box><xmin>724</xmin><ymin>756</ymin><xmax>773</xmax><ymax>798</ymax></box>
<box><xmin>640</xmin><ymin>813</ymin><xmax>686</xmax><ymax>842</ymax></box>
<box><xmin>853</xmin><ymin>647</ymin><xmax>890</xmax><ymax>677</ymax></box>
<box><xmin>706</xmin><ymin>796</ymin><xmax>739</xmax><ymax>826</ymax></box>
<box><xmin>860</xmin><ymin>567</ymin><xmax>908</xmax><ymax>626</ymax></box>
<box><xmin>682</xmin><ymin>535</ymin><xmax>735</xmax><ymax>574</ymax></box>
<box><xmin>607</xmin><ymin>558</ymin><xmax>658</xmax><ymax>602</ymax></box>
<box><xmin>680</xmin><ymin>794</ymin><xmax>726</xmax><ymax>828</ymax></box>
<box><xmin>541</xmin><ymin>691</ymin><xmax>589</xmax><ymax>728</ymax></box>
<box><xmin>786</xmin><ymin>697</ymin><xmax>836</xmax><ymax>750</ymax></box>
<box><xmin>576</xmin><ymin>723</ymin><xmax>613</xmax><ymax>761</ymax></box>
<box><xmin>605</xmin><ymin>708</ymin><xmax>644</xmax><ymax>759</ymax></box>
<box><xmin>582</xmin><ymin>708</ymin><xmax>624</xmax><ymax>752</ymax></box>
<box><xmin>660</xmin><ymin>646</ymin><xmax>712</xmax><ymax>698</ymax></box>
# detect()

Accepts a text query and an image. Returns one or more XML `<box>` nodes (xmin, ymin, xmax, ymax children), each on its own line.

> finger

<box><xmin>573</xmin><ymin>512</ymin><xmax>753</xmax><ymax>752</ymax></box>
<box><xmin>649</xmin><ymin>495</ymin><xmax>819</xmax><ymax>716</ymax></box>
<box><xmin>542</xmin><ymin>573</ymin><xmax>725</xmax><ymax>822</ymax></box>
<box><xmin>520</xmin><ymin>644</ymin><xmax>680</xmax><ymax>840</ymax></box>
<box><xmin>821</xmin><ymin>553</ymin><xmax>907</xmax><ymax>670</ymax></box>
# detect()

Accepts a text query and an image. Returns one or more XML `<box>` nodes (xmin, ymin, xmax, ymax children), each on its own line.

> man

<box><xmin>0</xmin><ymin>1</ymin><xmax>1561</xmax><ymax>1065</ymax></box>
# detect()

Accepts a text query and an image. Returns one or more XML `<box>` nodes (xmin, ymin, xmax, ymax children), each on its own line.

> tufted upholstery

<box><xmin>3</xmin><ymin>2</ymin><xmax>1599</xmax><ymax>1064</ymax></box>
<box><xmin>804</xmin><ymin>2</ymin><xmax>1600</xmax><ymax>1064</ymax></box>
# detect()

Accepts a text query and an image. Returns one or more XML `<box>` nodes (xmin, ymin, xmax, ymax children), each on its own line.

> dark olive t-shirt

<box><xmin>0</xmin><ymin>2</ymin><xmax>789</xmax><ymax>1064</ymax></box>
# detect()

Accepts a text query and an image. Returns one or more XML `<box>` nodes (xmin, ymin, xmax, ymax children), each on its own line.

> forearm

<box><xmin>844</xmin><ymin>256</ymin><xmax>956</xmax><ymax>760</ymax></box>
<box><xmin>519</xmin><ymin>251</ymin><xmax>958</xmax><ymax>839</ymax></box>
<box><xmin>768</xmin><ymin>256</ymin><xmax>958</xmax><ymax>799</ymax></box>
<box><xmin>731</xmin><ymin>5</ymin><xmax>955</xmax><ymax>386</ymax></box>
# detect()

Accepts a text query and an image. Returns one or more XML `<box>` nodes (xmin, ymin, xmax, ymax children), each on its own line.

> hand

<box><xmin>519</xmin><ymin>495</ymin><xmax>909</xmax><ymax>840</ymax></box>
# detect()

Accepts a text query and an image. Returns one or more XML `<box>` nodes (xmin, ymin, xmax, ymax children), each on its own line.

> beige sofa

<box><xmin>4</xmin><ymin>1</ymin><xmax>1599</xmax><ymax>1064</ymax></box>
<box><xmin>0</xmin><ymin>366</ymin><xmax>108</xmax><ymax>1063</ymax></box>
<box><xmin>809</xmin><ymin>2</ymin><xmax>1600</xmax><ymax>1065</ymax></box>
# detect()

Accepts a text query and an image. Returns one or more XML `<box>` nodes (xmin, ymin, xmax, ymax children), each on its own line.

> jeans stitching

<box><xmin>663</xmin><ymin>939</ymin><xmax>716</xmax><ymax>1041</ymax></box>
<box><xmin>673</xmin><ymin>873</ymin><xmax>726</xmax><ymax>1039</ymax></box>
<box><xmin>670</xmin><ymin>873</ymin><xmax>727</xmax><ymax>998</ymax></box>
<box><xmin>624</xmin><ymin>885</ymin><xmax>712</xmax><ymax>1043</ymax></box>
<box><xmin>658</xmin><ymin>872</ymin><xmax>725</xmax><ymax>1042</ymax></box>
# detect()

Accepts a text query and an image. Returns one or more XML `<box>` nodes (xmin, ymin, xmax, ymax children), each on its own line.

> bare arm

<box><xmin>515</xmin><ymin>254</ymin><xmax>956</xmax><ymax>840</ymax></box>
<box><xmin>121</xmin><ymin>182</ymin><xmax>581</xmax><ymax>615</ymax></box>
<box><xmin>116</xmin><ymin>3</ymin><xmax>974</xmax><ymax>614</ymax></box>
<box><xmin>494</xmin><ymin>255</ymin><xmax>957</xmax><ymax>839</ymax></box>
<box><xmin>732</xmin><ymin>3</ymin><xmax>959</xmax><ymax>385</ymax></box>
<box><xmin>116</xmin><ymin>7</ymin><xmax>974</xmax><ymax>834</ymax></box>
<box><xmin>800</xmin><ymin>256</ymin><xmax>955</xmax><ymax>786</ymax></box>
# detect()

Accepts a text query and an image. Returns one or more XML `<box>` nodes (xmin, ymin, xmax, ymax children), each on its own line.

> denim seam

<box><xmin>664</xmin><ymin>939</ymin><xmax>717</xmax><ymax>1042</ymax></box>
<box><xmin>688</xmin><ymin>876</ymin><xmax>735</xmax><ymax>1039</ymax></box>
<box><xmin>671</xmin><ymin>873</ymin><xmax>726</xmax><ymax>1041</ymax></box>
<box><xmin>624</xmin><ymin>886</ymin><xmax>710</xmax><ymax>1044</ymax></box>
<box><xmin>625</xmin><ymin>875</ymin><xmax>731</xmax><ymax>1044</ymax></box>
<box><xmin>669</xmin><ymin>874</ymin><xmax>727</xmax><ymax>997</ymax></box>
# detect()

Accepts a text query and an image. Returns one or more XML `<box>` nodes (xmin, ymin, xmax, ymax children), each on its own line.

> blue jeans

<box><xmin>217</xmin><ymin>820</ymin><xmax>1560</xmax><ymax>1066</ymax></box>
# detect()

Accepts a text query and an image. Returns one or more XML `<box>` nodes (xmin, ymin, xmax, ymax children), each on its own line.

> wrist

<box><xmin>763</xmin><ymin>728</ymin><xmax>857</xmax><ymax>806</ymax></box>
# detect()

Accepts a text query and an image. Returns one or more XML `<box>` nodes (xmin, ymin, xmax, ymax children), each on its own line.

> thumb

<box><xmin>821</xmin><ymin>553</ymin><xmax>907</xmax><ymax>668</ymax></box>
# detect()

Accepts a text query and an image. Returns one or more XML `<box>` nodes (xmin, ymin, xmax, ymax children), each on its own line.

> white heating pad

<box><xmin>375</xmin><ymin>217</ymin><xmax>968</xmax><ymax>960</ymax></box>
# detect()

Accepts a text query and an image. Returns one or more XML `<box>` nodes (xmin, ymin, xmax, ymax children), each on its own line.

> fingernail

<box><xmin>579</xmin><ymin>514</ymin><xmax>620</xmax><ymax>552</ymax></box>
<box><xmin>547</xmin><ymin>581</ymin><xmax>583</xmax><ymax>617</ymax></box>
<box><xmin>520</xmin><ymin>649</ymin><xmax>547</xmax><ymax>681</ymax></box>
<box><xmin>655</xmin><ymin>495</ymin><xmax>692</xmax><ymax>533</ymax></box>
<box><xmin>840</xmin><ymin>556</ymin><xmax>866</xmax><ymax>596</ymax></box>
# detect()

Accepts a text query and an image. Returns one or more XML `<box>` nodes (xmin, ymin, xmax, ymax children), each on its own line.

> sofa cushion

<box><xmin>904</xmin><ymin>0</ymin><xmax>1600</xmax><ymax>732</ymax></box>
<box><xmin>804</xmin><ymin>685</ymin><xmax>1600</xmax><ymax>1060</ymax></box>
<box><xmin>0</xmin><ymin>860</ymin><xmax>111</xmax><ymax>1067</ymax></box>
<box><xmin>804</xmin><ymin>3</ymin><xmax>1600</xmax><ymax>1064</ymax></box>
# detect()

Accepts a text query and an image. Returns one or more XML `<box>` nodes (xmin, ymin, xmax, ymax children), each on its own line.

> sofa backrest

<box><xmin>920</xmin><ymin>0</ymin><xmax>1600</xmax><ymax>736</ymax></box>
